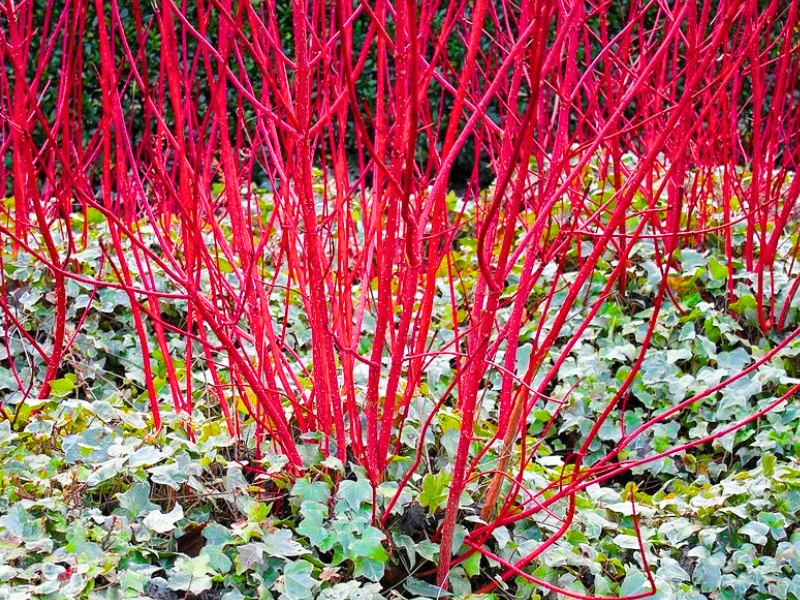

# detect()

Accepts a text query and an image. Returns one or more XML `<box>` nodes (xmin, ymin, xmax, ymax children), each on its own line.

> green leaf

<box><xmin>350</xmin><ymin>526</ymin><xmax>388</xmax><ymax>562</ymax></box>
<box><xmin>143</xmin><ymin>503</ymin><xmax>184</xmax><ymax>533</ymax></box>
<box><xmin>392</xmin><ymin>533</ymin><xmax>417</xmax><ymax>569</ymax></box>
<box><xmin>86</xmin><ymin>457</ymin><xmax>127</xmax><ymax>486</ymax></box>
<box><xmin>317</xmin><ymin>582</ymin><xmax>383</xmax><ymax>600</ymax></box>
<box><xmin>708</xmin><ymin>256</ymin><xmax>729</xmax><ymax>280</ymax></box>
<box><xmin>127</xmin><ymin>446</ymin><xmax>166</xmax><ymax>468</ymax></box>
<box><xmin>565</xmin><ymin>530</ymin><xmax>588</xmax><ymax>544</ymax></box>
<box><xmin>0</xmin><ymin>420</ymin><xmax>18</xmax><ymax>446</ymax></box>
<box><xmin>679</xmin><ymin>249</ymin><xmax>707</xmax><ymax>273</ymax></box>
<box><xmin>0</xmin><ymin>504</ymin><xmax>46</xmax><ymax>544</ymax></box>
<box><xmin>462</xmin><ymin>552</ymin><xmax>481</xmax><ymax>577</ymax></box>
<box><xmin>757</xmin><ymin>512</ymin><xmax>787</xmax><ymax>540</ymax></box>
<box><xmin>297</xmin><ymin>501</ymin><xmax>329</xmax><ymax>546</ymax></box>
<box><xmin>291</xmin><ymin>478</ymin><xmax>331</xmax><ymax>504</ymax></box>
<box><xmin>656</xmin><ymin>557</ymin><xmax>691</xmax><ymax>584</ymax></box>
<box><xmin>612</xmin><ymin>534</ymin><xmax>642</xmax><ymax>549</ymax></box>
<box><xmin>658</xmin><ymin>517</ymin><xmax>698</xmax><ymax>545</ymax></box>
<box><xmin>321</xmin><ymin>455</ymin><xmax>344</xmax><ymax>472</ymax></box>
<box><xmin>262</xmin><ymin>529</ymin><xmax>309</xmax><ymax>558</ymax></box>
<box><xmin>118</xmin><ymin>570</ymin><xmax>147</xmax><ymax>594</ymax></box>
<box><xmin>730</xmin><ymin>293</ymin><xmax>757</xmax><ymax>313</ymax></box>
<box><xmin>201</xmin><ymin>544</ymin><xmax>233</xmax><ymax>573</ymax></box>
<box><xmin>761</xmin><ymin>453</ymin><xmax>776</xmax><ymax>477</ymax></box>
<box><xmin>49</xmin><ymin>376</ymin><xmax>76</xmax><ymax>396</ymax></box>
<box><xmin>415</xmin><ymin>540</ymin><xmax>440</xmax><ymax>562</ymax></box>
<box><xmin>86</xmin><ymin>207</ymin><xmax>105</xmax><ymax>225</ymax></box>
<box><xmin>148</xmin><ymin>452</ymin><xmax>192</xmax><ymax>489</ymax></box>
<box><xmin>225</xmin><ymin>465</ymin><xmax>249</xmax><ymax>491</ymax></box>
<box><xmin>168</xmin><ymin>554</ymin><xmax>215</xmax><ymax>595</ymax></box>
<box><xmin>716</xmin><ymin>348</ymin><xmax>750</xmax><ymax>372</ymax></box>
<box><xmin>419</xmin><ymin>471</ymin><xmax>451</xmax><ymax>510</ymax></box>
<box><xmin>218</xmin><ymin>257</ymin><xmax>234</xmax><ymax>273</ymax></box>
<box><xmin>353</xmin><ymin>557</ymin><xmax>385</xmax><ymax>582</ymax></box>
<box><xmin>202</xmin><ymin>523</ymin><xmax>233</xmax><ymax>547</ymax></box>
<box><xmin>281</xmin><ymin>560</ymin><xmax>317</xmax><ymax>600</ymax></box>
<box><xmin>60</xmin><ymin>573</ymin><xmax>87</xmax><ymax>598</ymax></box>
<box><xmin>693</xmin><ymin>559</ymin><xmax>722</xmax><ymax>592</ymax></box>
<box><xmin>238</xmin><ymin>543</ymin><xmax>264</xmax><ymax>571</ymax></box>
<box><xmin>403</xmin><ymin>577</ymin><xmax>452</xmax><ymax>598</ymax></box>
<box><xmin>739</xmin><ymin>521</ymin><xmax>770</xmax><ymax>545</ymax></box>
<box><xmin>335</xmin><ymin>479</ymin><xmax>372</xmax><ymax>514</ymax></box>
<box><xmin>492</xmin><ymin>526</ymin><xmax>511</xmax><ymax>549</ymax></box>
<box><xmin>619</xmin><ymin>568</ymin><xmax>649</xmax><ymax>596</ymax></box>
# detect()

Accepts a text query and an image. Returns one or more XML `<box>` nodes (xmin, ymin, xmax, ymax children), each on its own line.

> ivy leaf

<box><xmin>350</xmin><ymin>526</ymin><xmax>388</xmax><ymax>562</ymax></box>
<box><xmin>201</xmin><ymin>545</ymin><xmax>233</xmax><ymax>574</ymax></box>
<box><xmin>60</xmin><ymin>573</ymin><xmax>87</xmax><ymax>598</ymax></box>
<box><xmin>297</xmin><ymin>501</ymin><xmax>329</xmax><ymax>546</ymax></box>
<box><xmin>118</xmin><ymin>570</ymin><xmax>148</xmax><ymax>594</ymax></box>
<box><xmin>335</xmin><ymin>479</ymin><xmax>372</xmax><ymax>514</ymax></box>
<box><xmin>415</xmin><ymin>540</ymin><xmax>440</xmax><ymax>562</ymax></box>
<box><xmin>49</xmin><ymin>376</ymin><xmax>76</xmax><ymax>396</ymax></box>
<box><xmin>0</xmin><ymin>420</ymin><xmax>17</xmax><ymax>446</ymax></box>
<box><xmin>202</xmin><ymin>523</ymin><xmax>233</xmax><ymax>547</ymax></box>
<box><xmin>168</xmin><ymin>554</ymin><xmax>215</xmax><ymax>595</ymax></box>
<box><xmin>291</xmin><ymin>478</ymin><xmax>331</xmax><ymax>504</ymax></box>
<box><xmin>143</xmin><ymin>503</ymin><xmax>184</xmax><ymax>533</ymax></box>
<box><xmin>619</xmin><ymin>568</ymin><xmax>649</xmax><ymax>596</ymax></box>
<box><xmin>708</xmin><ymin>256</ymin><xmax>729</xmax><ymax>280</ymax></box>
<box><xmin>353</xmin><ymin>557</ymin><xmax>385</xmax><ymax>582</ymax></box>
<box><xmin>225</xmin><ymin>465</ymin><xmax>249</xmax><ymax>492</ymax></box>
<box><xmin>612</xmin><ymin>534</ymin><xmax>642</xmax><ymax>550</ymax></box>
<box><xmin>85</xmin><ymin>207</ymin><xmax>105</xmax><ymax>225</ymax></box>
<box><xmin>392</xmin><ymin>533</ymin><xmax>417</xmax><ymax>569</ymax></box>
<box><xmin>86</xmin><ymin>457</ymin><xmax>127</xmax><ymax>486</ymax></box>
<box><xmin>116</xmin><ymin>482</ymin><xmax>159</xmax><ymax>518</ymax></box>
<box><xmin>739</xmin><ymin>521</ymin><xmax>770</xmax><ymax>545</ymax></box>
<box><xmin>317</xmin><ymin>581</ymin><xmax>383</xmax><ymax>600</ymax></box>
<box><xmin>62</xmin><ymin>427</ymin><xmax>113</xmax><ymax>464</ymax></box>
<box><xmin>462</xmin><ymin>552</ymin><xmax>481</xmax><ymax>578</ymax></box>
<box><xmin>0</xmin><ymin>504</ymin><xmax>47</xmax><ymax>546</ymax></box>
<box><xmin>761</xmin><ymin>453</ymin><xmax>776</xmax><ymax>477</ymax></box>
<box><xmin>237</xmin><ymin>543</ymin><xmax>264</xmax><ymax>571</ymax></box>
<box><xmin>419</xmin><ymin>472</ymin><xmax>450</xmax><ymax>510</ymax></box>
<box><xmin>280</xmin><ymin>560</ymin><xmax>317</xmax><ymax>600</ymax></box>
<box><xmin>263</xmin><ymin>529</ymin><xmax>309</xmax><ymax>558</ymax></box>
<box><xmin>321</xmin><ymin>456</ymin><xmax>344</xmax><ymax>472</ymax></box>
<box><xmin>148</xmin><ymin>453</ymin><xmax>191</xmax><ymax>490</ymax></box>
<box><xmin>730</xmin><ymin>293</ymin><xmax>758</xmax><ymax>313</ymax></box>
<box><xmin>403</xmin><ymin>577</ymin><xmax>452</xmax><ymax>598</ymax></box>
<box><xmin>716</xmin><ymin>348</ymin><xmax>751</xmax><ymax>373</ymax></box>
<box><xmin>658</xmin><ymin>517</ymin><xmax>698</xmax><ymax>545</ymax></box>
<box><xmin>758</xmin><ymin>512</ymin><xmax>787</xmax><ymax>541</ymax></box>
<box><xmin>693</xmin><ymin>556</ymin><xmax>723</xmax><ymax>592</ymax></box>
<box><xmin>656</xmin><ymin>557</ymin><xmax>691</xmax><ymax>583</ymax></box>
<box><xmin>127</xmin><ymin>446</ymin><xmax>166</xmax><ymax>468</ymax></box>
<box><xmin>492</xmin><ymin>526</ymin><xmax>511</xmax><ymax>550</ymax></box>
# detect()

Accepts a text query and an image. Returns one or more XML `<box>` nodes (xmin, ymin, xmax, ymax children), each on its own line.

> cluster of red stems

<box><xmin>2</xmin><ymin>0</ymin><xmax>800</xmax><ymax>595</ymax></box>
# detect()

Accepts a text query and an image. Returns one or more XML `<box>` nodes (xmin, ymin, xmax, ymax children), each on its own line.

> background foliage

<box><xmin>1</xmin><ymin>0</ymin><xmax>800</xmax><ymax>597</ymax></box>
